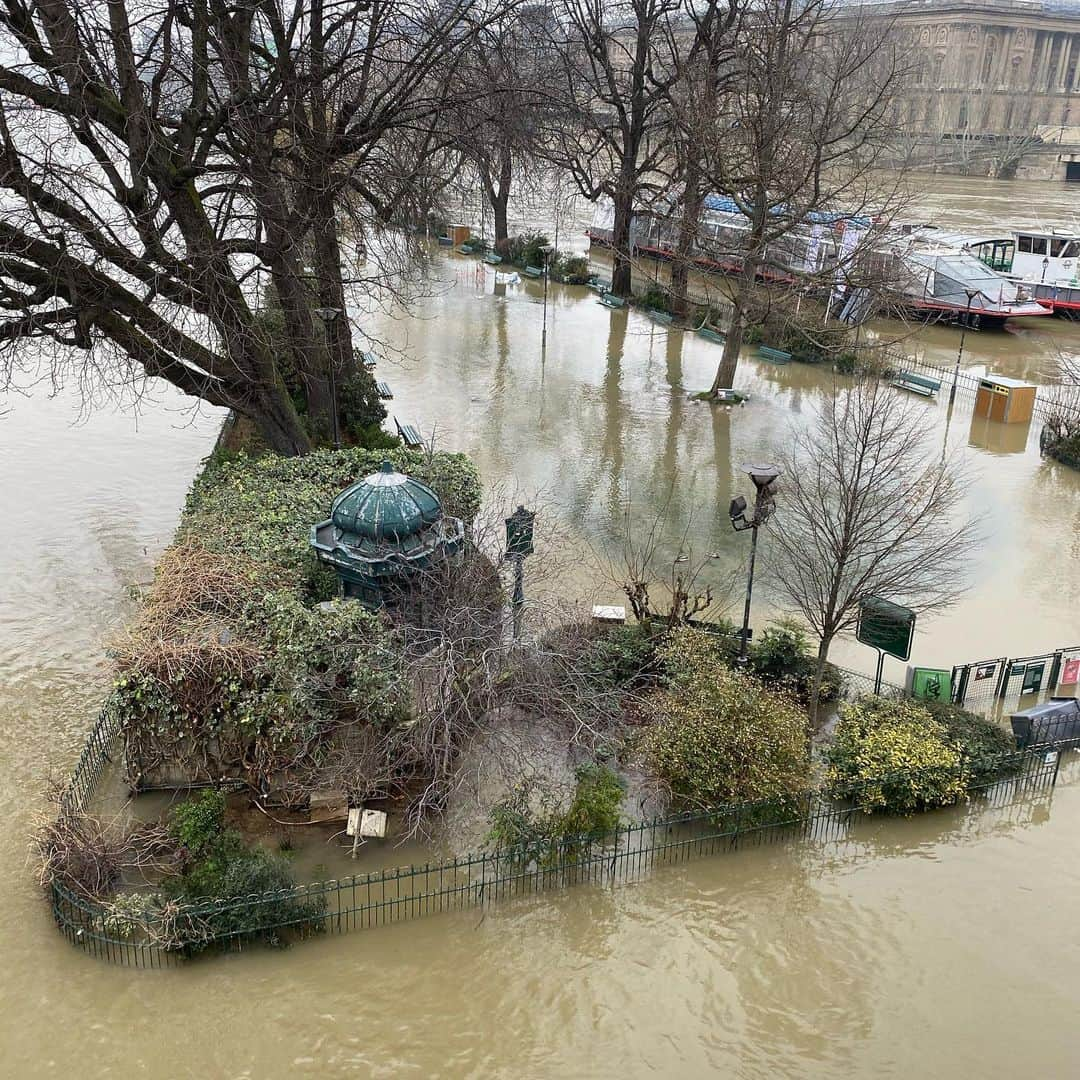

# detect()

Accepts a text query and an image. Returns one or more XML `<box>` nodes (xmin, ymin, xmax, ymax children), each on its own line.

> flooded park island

<box><xmin>2</xmin><ymin>0</ymin><xmax>1080</xmax><ymax>1076</ymax></box>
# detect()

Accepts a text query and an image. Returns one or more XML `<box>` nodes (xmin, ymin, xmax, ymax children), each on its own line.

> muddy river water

<box><xmin>2</xmin><ymin>176</ymin><xmax>1079</xmax><ymax>1077</ymax></box>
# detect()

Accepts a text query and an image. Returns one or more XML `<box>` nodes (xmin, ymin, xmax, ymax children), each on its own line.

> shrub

<box><xmin>507</xmin><ymin>230</ymin><xmax>551</xmax><ymax>268</ymax></box>
<box><xmin>826</xmin><ymin>697</ymin><xmax>968</xmax><ymax>814</ymax></box>
<box><xmin>553</xmin><ymin>254</ymin><xmax>590</xmax><ymax>283</ymax></box>
<box><xmin>638</xmin><ymin>284</ymin><xmax>671</xmax><ymax>313</ymax></box>
<box><xmin>112</xmin><ymin>447</ymin><xmax>480</xmax><ymax>792</ymax></box>
<box><xmin>165</xmin><ymin>792</ymin><xmax>326</xmax><ymax>951</ymax></box>
<box><xmin>748</xmin><ymin>619</ymin><xmax>844</xmax><ymax>706</ymax></box>
<box><xmin>640</xmin><ymin>628</ymin><xmax>811</xmax><ymax>810</ymax></box>
<box><xmin>583</xmin><ymin>624</ymin><xmax>666</xmax><ymax>688</ymax></box>
<box><xmin>834</xmin><ymin>351</ymin><xmax>858</xmax><ymax>375</ymax></box>
<box><xmin>924</xmin><ymin>701</ymin><xmax>1020</xmax><ymax>786</ymax></box>
<box><xmin>170</xmin><ymin>789</ymin><xmax>226</xmax><ymax>857</ymax></box>
<box><xmin>486</xmin><ymin>763</ymin><xmax>626</xmax><ymax>865</ymax></box>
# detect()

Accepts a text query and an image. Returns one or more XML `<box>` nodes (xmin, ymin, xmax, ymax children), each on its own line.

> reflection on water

<box><xmin>1</xmin><ymin>175</ymin><xmax>1080</xmax><ymax>1078</ymax></box>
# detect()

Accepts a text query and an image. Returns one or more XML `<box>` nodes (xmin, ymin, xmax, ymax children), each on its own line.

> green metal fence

<box><xmin>49</xmin><ymin>709</ymin><xmax>1063</xmax><ymax>968</ymax></box>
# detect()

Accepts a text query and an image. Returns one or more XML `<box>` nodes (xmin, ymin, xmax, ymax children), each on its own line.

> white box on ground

<box><xmin>592</xmin><ymin>605</ymin><xmax>626</xmax><ymax>624</ymax></box>
<box><xmin>347</xmin><ymin>807</ymin><xmax>388</xmax><ymax>839</ymax></box>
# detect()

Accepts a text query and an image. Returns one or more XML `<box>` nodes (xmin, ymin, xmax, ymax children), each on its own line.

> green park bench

<box><xmin>522</xmin><ymin>265</ymin><xmax>544</xmax><ymax>279</ymax></box>
<box><xmin>757</xmin><ymin>345</ymin><xmax>792</xmax><ymax>364</ymax></box>
<box><xmin>648</xmin><ymin>309</ymin><xmax>674</xmax><ymax>326</ymax></box>
<box><xmin>395</xmin><ymin>418</ymin><xmax>423</xmax><ymax>448</ymax></box>
<box><xmin>891</xmin><ymin>370</ymin><xmax>942</xmax><ymax>397</ymax></box>
<box><xmin>376</xmin><ymin>380</ymin><xmax>393</xmax><ymax>400</ymax></box>
<box><xmin>456</xmin><ymin>243</ymin><xmax>475</xmax><ymax>255</ymax></box>
<box><xmin>697</xmin><ymin>326</ymin><xmax>725</xmax><ymax>345</ymax></box>
<box><xmin>437</xmin><ymin>235</ymin><xmax>453</xmax><ymax>247</ymax></box>
<box><xmin>598</xmin><ymin>294</ymin><xmax>625</xmax><ymax>309</ymax></box>
<box><xmin>360</xmin><ymin>350</ymin><xmax>377</xmax><ymax>369</ymax></box>
<box><xmin>587</xmin><ymin>278</ymin><xmax>611</xmax><ymax>294</ymax></box>
<box><xmin>482</xmin><ymin>252</ymin><xmax>502</xmax><ymax>265</ymax></box>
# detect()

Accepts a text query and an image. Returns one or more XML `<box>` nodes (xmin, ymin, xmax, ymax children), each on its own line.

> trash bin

<box><xmin>974</xmin><ymin>376</ymin><xmax>1036</xmax><ymax>425</ymax></box>
<box><xmin>1010</xmin><ymin>697</ymin><xmax>1080</xmax><ymax>749</ymax></box>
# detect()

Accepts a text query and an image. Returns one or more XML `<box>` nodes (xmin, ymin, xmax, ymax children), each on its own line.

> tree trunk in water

<box><xmin>710</xmin><ymin>270</ymin><xmax>753</xmax><ymax>394</ymax></box>
<box><xmin>610</xmin><ymin>190</ymin><xmax>634</xmax><ymax>297</ymax></box>
<box><xmin>493</xmin><ymin>145</ymin><xmax>512</xmax><ymax>255</ymax></box>
<box><xmin>671</xmin><ymin>174</ymin><xmax>703</xmax><ymax>319</ymax></box>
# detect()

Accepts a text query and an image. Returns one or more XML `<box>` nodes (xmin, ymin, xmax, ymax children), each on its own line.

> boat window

<box><xmin>1062</xmin><ymin>241</ymin><xmax>1080</xmax><ymax>258</ymax></box>
<box><xmin>1049</xmin><ymin>238</ymin><xmax>1069</xmax><ymax>258</ymax></box>
<box><xmin>1018</xmin><ymin>235</ymin><xmax>1033</xmax><ymax>253</ymax></box>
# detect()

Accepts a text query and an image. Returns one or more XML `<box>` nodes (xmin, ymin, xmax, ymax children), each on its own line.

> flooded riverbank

<box><xmin>2</xmin><ymin>174</ymin><xmax>1080</xmax><ymax>1077</ymax></box>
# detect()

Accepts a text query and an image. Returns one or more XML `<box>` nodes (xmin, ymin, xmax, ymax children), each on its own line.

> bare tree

<box><xmin>691</xmin><ymin>0</ymin><xmax>909</xmax><ymax>394</ymax></box>
<box><xmin>550</xmin><ymin>0</ymin><xmax>685</xmax><ymax>297</ymax></box>
<box><xmin>0</xmin><ymin>0</ymin><xmax>512</xmax><ymax>452</ymax></box>
<box><xmin>449</xmin><ymin>5</ymin><xmax>561</xmax><ymax>254</ymax></box>
<box><xmin>770</xmin><ymin>377</ymin><xmax>980</xmax><ymax>724</ymax></box>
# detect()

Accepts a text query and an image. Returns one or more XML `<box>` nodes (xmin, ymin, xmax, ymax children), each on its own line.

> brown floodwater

<box><xmin>2</xmin><ymin>175</ymin><xmax>1080</xmax><ymax>1077</ymax></box>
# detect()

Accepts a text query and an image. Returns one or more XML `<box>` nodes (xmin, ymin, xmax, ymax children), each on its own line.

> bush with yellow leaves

<box><xmin>826</xmin><ymin>697</ymin><xmax>969</xmax><ymax>814</ymax></box>
<box><xmin>639</xmin><ymin>628</ymin><xmax>811</xmax><ymax>810</ymax></box>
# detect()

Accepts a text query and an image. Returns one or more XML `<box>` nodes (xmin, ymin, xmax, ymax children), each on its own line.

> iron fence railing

<box><xmin>49</xmin><ymin>712</ymin><xmax>1063</xmax><ymax>968</ymax></box>
<box><xmin>887</xmin><ymin>351</ymin><xmax>1080</xmax><ymax>426</ymax></box>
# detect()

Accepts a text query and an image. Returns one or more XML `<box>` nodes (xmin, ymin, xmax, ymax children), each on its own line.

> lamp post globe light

<box><xmin>505</xmin><ymin>505</ymin><xmax>536</xmax><ymax>642</ymax></box>
<box><xmin>729</xmin><ymin>462</ymin><xmax>781</xmax><ymax>666</ymax></box>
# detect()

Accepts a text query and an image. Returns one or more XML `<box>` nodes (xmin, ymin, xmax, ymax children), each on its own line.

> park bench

<box><xmin>456</xmin><ymin>243</ymin><xmax>475</xmax><ymax>255</ymax></box>
<box><xmin>757</xmin><ymin>345</ymin><xmax>792</xmax><ymax>364</ymax></box>
<box><xmin>587</xmin><ymin>278</ymin><xmax>611</xmax><ymax>294</ymax></box>
<box><xmin>437</xmin><ymin>235</ymin><xmax>453</xmax><ymax>247</ymax></box>
<box><xmin>891</xmin><ymin>370</ymin><xmax>941</xmax><ymax>397</ymax></box>
<box><xmin>376</xmin><ymin>380</ymin><xmax>393</xmax><ymax>400</ymax></box>
<box><xmin>522</xmin><ymin>265</ymin><xmax>544</xmax><ymax>279</ymax></box>
<box><xmin>648</xmin><ymin>308</ymin><xmax>674</xmax><ymax>326</ymax></box>
<box><xmin>697</xmin><ymin>326</ymin><xmax>725</xmax><ymax>345</ymax></box>
<box><xmin>482</xmin><ymin>252</ymin><xmax>503</xmax><ymax>265</ymax></box>
<box><xmin>395</xmin><ymin>417</ymin><xmax>423</xmax><ymax>448</ymax></box>
<box><xmin>598</xmin><ymin>294</ymin><xmax>625</xmax><ymax>309</ymax></box>
<box><xmin>360</xmin><ymin>350</ymin><xmax>377</xmax><ymax>369</ymax></box>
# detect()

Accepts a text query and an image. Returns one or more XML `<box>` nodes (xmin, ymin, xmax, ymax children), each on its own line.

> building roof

<box><xmin>330</xmin><ymin>461</ymin><xmax>443</xmax><ymax>543</ymax></box>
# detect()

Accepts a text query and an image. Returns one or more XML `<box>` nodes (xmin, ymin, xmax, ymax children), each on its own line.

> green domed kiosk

<box><xmin>310</xmin><ymin>461</ymin><xmax>465</xmax><ymax>607</ymax></box>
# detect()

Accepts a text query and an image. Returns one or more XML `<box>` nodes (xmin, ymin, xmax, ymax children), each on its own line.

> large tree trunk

<box><xmin>710</xmin><ymin>269</ymin><xmax>753</xmax><ymax>393</ymax></box>
<box><xmin>671</xmin><ymin>171</ymin><xmax>704</xmax><ymax>319</ymax></box>
<box><xmin>610</xmin><ymin>188</ymin><xmax>635</xmax><ymax>298</ymax></box>
<box><xmin>249</xmin><ymin>383</ymin><xmax>313</xmax><ymax>456</ymax></box>
<box><xmin>492</xmin><ymin>145</ymin><xmax>513</xmax><ymax>255</ymax></box>
<box><xmin>808</xmin><ymin>634</ymin><xmax>834</xmax><ymax>732</ymax></box>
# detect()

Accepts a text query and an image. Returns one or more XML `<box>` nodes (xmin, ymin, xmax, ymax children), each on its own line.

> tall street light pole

<box><xmin>314</xmin><ymin>306</ymin><xmax>343</xmax><ymax>449</ymax></box>
<box><xmin>949</xmin><ymin>288</ymin><xmax>980</xmax><ymax>408</ymax></box>
<box><xmin>541</xmin><ymin>244</ymin><xmax>553</xmax><ymax>350</ymax></box>
<box><xmin>729</xmin><ymin>463</ymin><xmax>781</xmax><ymax>666</ymax></box>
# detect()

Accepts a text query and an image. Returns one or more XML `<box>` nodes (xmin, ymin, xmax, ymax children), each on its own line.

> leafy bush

<box><xmin>640</xmin><ymin>628</ymin><xmax>811</xmax><ymax>810</ymax></box>
<box><xmin>748</xmin><ymin>619</ymin><xmax>844</xmax><ymax>706</ymax></box>
<box><xmin>553</xmin><ymin>254</ymin><xmax>590</xmax><ymax>283</ymax></box>
<box><xmin>170</xmin><ymin>789</ymin><xmax>226</xmax><ymax>857</ymax></box>
<box><xmin>834</xmin><ymin>351</ymin><xmax>859</xmax><ymax>375</ymax></box>
<box><xmin>924</xmin><ymin>701</ymin><xmax>1019</xmax><ymax>786</ymax></box>
<box><xmin>507</xmin><ymin>230</ymin><xmax>551</xmax><ymax>269</ymax></box>
<box><xmin>583</xmin><ymin>624</ymin><xmax>666</xmax><ymax>688</ymax></box>
<box><xmin>826</xmin><ymin>697</ymin><xmax>968</xmax><ymax>814</ymax></box>
<box><xmin>165</xmin><ymin>792</ymin><xmax>326</xmax><ymax>951</ymax></box>
<box><xmin>487</xmin><ymin>763</ymin><xmax>626</xmax><ymax>865</ymax></box>
<box><xmin>1045</xmin><ymin>427</ymin><xmax>1080</xmax><ymax>470</ymax></box>
<box><xmin>638</xmin><ymin>284</ymin><xmax>671</xmax><ymax>313</ymax></box>
<box><xmin>112</xmin><ymin>447</ymin><xmax>481</xmax><ymax>791</ymax></box>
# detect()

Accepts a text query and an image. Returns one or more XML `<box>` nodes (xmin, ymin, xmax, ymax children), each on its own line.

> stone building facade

<box><xmin>868</xmin><ymin>0</ymin><xmax>1080</xmax><ymax>137</ymax></box>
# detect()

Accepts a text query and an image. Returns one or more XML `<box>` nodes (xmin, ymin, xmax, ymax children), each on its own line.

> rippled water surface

<box><xmin>2</xmin><ymin>176</ymin><xmax>1079</xmax><ymax>1078</ymax></box>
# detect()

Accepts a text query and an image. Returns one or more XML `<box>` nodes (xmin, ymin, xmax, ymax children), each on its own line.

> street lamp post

<box><xmin>949</xmin><ymin>288</ymin><xmax>980</xmax><ymax>408</ymax></box>
<box><xmin>540</xmin><ymin>244</ymin><xmax>553</xmax><ymax>350</ymax></box>
<box><xmin>505</xmin><ymin>505</ymin><xmax>536</xmax><ymax>642</ymax></box>
<box><xmin>729</xmin><ymin>463</ymin><xmax>781</xmax><ymax>666</ymax></box>
<box><xmin>313</xmin><ymin>306</ymin><xmax>343</xmax><ymax>449</ymax></box>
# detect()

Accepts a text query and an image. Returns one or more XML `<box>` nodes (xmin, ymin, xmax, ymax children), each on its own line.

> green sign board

<box><xmin>911</xmin><ymin>667</ymin><xmax>952</xmax><ymax>703</ymax></box>
<box><xmin>856</xmin><ymin>596</ymin><xmax>916</xmax><ymax>661</ymax></box>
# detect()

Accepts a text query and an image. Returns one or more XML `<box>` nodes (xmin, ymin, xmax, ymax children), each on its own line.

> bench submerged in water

<box><xmin>891</xmin><ymin>370</ymin><xmax>942</xmax><ymax>397</ymax></box>
<box><xmin>757</xmin><ymin>345</ymin><xmax>791</xmax><ymax>364</ymax></box>
<box><xmin>598</xmin><ymin>294</ymin><xmax>625</xmax><ymax>309</ymax></box>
